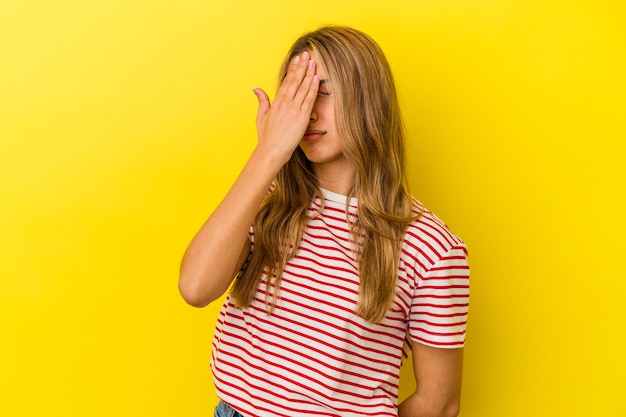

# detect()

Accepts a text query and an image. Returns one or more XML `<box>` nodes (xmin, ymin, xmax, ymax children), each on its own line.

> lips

<box><xmin>304</xmin><ymin>129</ymin><xmax>325</xmax><ymax>140</ymax></box>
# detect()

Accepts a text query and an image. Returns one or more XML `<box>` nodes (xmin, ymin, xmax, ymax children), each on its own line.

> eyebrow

<box><xmin>319</xmin><ymin>79</ymin><xmax>328</xmax><ymax>85</ymax></box>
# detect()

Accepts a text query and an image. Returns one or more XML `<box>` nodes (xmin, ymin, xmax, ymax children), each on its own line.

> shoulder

<box><xmin>402</xmin><ymin>199</ymin><xmax>467</xmax><ymax>270</ymax></box>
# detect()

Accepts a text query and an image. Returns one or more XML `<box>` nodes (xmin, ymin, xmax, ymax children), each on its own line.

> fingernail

<box><xmin>293</xmin><ymin>55</ymin><xmax>301</xmax><ymax>65</ymax></box>
<box><xmin>302</xmin><ymin>51</ymin><xmax>309</xmax><ymax>59</ymax></box>
<box><xmin>308</xmin><ymin>59</ymin><xmax>314</xmax><ymax>69</ymax></box>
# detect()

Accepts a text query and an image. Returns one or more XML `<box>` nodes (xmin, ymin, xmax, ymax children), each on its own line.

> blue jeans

<box><xmin>214</xmin><ymin>400</ymin><xmax>245</xmax><ymax>417</ymax></box>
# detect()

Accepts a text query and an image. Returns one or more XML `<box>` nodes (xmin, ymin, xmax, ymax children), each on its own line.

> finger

<box><xmin>294</xmin><ymin>59</ymin><xmax>318</xmax><ymax>107</ymax></box>
<box><xmin>253</xmin><ymin>88</ymin><xmax>270</xmax><ymax>123</ymax></box>
<box><xmin>301</xmin><ymin>74</ymin><xmax>320</xmax><ymax>113</ymax></box>
<box><xmin>277</xmin><ymin>52</ymin><xmax>311</xmax><ymax>100</ymax></box>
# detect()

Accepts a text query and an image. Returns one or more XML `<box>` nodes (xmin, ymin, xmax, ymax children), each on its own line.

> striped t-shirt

<box><xmin>210</xmin><ymin>188</ymin><xmax>470</xmax><ymax>417</ymax></box>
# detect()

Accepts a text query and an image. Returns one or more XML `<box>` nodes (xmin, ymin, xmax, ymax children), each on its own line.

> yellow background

<box><xmin>1</xmin><ymin>1</ymin><xmax>624</xmax><ymax>415</ymax></box>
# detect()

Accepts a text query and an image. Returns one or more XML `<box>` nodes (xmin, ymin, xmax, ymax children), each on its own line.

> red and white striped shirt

<box><xmin>211</xmin><ymin>188</ymin><xmax>469</xmax><ymax>417</ymax></box>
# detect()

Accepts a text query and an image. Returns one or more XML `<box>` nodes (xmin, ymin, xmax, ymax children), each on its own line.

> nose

<box><xmin>309</xmin><ymin>106</ymin><xmax>318</xmax><ymax>122</ymax></box>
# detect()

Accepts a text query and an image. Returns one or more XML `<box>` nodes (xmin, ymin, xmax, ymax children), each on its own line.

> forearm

<box><xmin>179</xmin><ymin>51</ymin><xmax>319</xmax><ymax>307</ymax></box>
<box><xmin>178</xmin><ymin>147</ymin><xmax>283</xmax><ymax>307</ymax></box>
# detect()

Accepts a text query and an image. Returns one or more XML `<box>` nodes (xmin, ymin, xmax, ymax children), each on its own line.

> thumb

<box><xmin>253</xmin><ymin>88</ymin><xmax>270</xmax><ymax>120</ymax></box>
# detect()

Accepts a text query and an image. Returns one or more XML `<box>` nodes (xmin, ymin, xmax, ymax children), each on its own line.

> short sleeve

<box><xmin>408</xmin><ymin>245</ymin><xmax>470</xmax><ymax>348</ymax></box>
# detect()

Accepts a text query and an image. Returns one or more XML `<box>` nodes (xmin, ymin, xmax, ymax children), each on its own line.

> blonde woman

<box><xmin>179</xmin><ymin>26</ymin><xmax>469</xmax><ymax>417</ymax></box>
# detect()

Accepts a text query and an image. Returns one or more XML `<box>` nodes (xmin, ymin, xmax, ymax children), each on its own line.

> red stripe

<box><xmin>419</xmin><ymin>284</ymin><xmax>470</xmax><ymax>290</ymax></box>
<box><xmin>411</xmin><ymin>326</ymin><xmax>466</xmax><ymax>338</ymax></box>
<box><xmin>299</xmin><ymin>239</ymin><xmax>356</xmax><ymax>264</ymax></box>
<box><xmin>411</xmin><ymin>335</ymin><xmax>465</xmax><ymax>347</ymax></box>
<box><xmin>284</xmin><ymin>262</ymin><xmax>358</xmax><ymax>291</ymax></box>
<box><xmin>413</xmin><ymin>319</ymin><xmax>468</xmax><ymax>328</ymax></box>
<box><xmin>414</xmin><ymin>310</ymin><xmax>469</xmax><ymax>318</ymax></box>
<box><xmin>412</xmin><ymin>302</ymin><xmax>470</xmax><ymax>309</ymax></box>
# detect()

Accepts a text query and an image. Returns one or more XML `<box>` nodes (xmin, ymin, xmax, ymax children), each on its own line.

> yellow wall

<box><xmin>1</xmin><ymin>1</ymin><xmax>624</xmax><ymax>415</ymax></box>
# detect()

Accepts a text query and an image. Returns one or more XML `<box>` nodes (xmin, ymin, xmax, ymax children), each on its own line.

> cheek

<box><xmin>319</xmin><ymin>100</ymin><xmax>336</xmax><ymax>123</ymax></box>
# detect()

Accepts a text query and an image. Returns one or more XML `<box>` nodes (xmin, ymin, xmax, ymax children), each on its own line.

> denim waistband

<box><xmin>214</xmin><ymin>400</ymin><xmax>245</xmax><ymax>417</ymax></box>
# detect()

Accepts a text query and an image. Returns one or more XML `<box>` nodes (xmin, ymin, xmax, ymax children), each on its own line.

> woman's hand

<box><xmin>253</xmin><ymin>51</ymin><xmax>320</xmax><ymax>166</ymax></box>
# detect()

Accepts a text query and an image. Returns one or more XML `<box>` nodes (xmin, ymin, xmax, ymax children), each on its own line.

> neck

<box><xmin>314</xmin><ymin>161</ymin><xmax>356</xmax><ymax>196</ymax></box>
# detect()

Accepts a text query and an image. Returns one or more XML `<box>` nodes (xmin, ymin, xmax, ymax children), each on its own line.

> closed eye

<box><xmin>318</xmin><ymin>79</ymin><xmax>331</xmax><ymax>96</ymax></box>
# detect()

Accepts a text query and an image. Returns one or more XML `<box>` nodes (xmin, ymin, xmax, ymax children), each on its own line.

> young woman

<box><xmin>179</xmin><ymin>26</ymin><xmax>469</xmax><ymax>417</ymax></box>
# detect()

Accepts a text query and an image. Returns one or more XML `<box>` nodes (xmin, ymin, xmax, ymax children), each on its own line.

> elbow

<box><xmin>178</xmin><ymin>273</ymin><xmax>213</xmax><ymax>308</ymax></box>
<box><xmin>180</xmin><ymin>291</ymin><xmax>210</xmax><ymax>308</ymax></box>
<box><xmin>424</xmin><ymin>402</ymin><xmax>461</xmax><ymax>417</ymax></box>
<box><xmin>445</xmin><ymin>401</ymin><xmax>461</xmax><ymax>417</ymax></box>
<box><xmin>435</xmin><ymin>398</ymin><xmax>461</xmax><ymax>417</ymax></box>
<box><xmin>403</xmin><ymin>397</ymin><xmax>461</xmax><ymax>417</ymax></box>
<box><xmin>178</xmin><ymin>261</ymin><xmax>233</xmax><ymax>307</ymax></box>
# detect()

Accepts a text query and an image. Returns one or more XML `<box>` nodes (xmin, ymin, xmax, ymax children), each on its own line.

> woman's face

<box><xmin>298</xmin><ymin>52</ymin><xmax>351</xmax><ymax>175</ymax></box>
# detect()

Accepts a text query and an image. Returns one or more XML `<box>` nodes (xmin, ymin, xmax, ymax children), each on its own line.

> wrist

<box><xmin>251</xmin><ymin>143</ymin><xmax>292</xmax><ymax>171</ymax></box>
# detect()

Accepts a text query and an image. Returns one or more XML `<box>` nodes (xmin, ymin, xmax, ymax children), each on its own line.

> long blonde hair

<box><xmin>231</xmin><ymin>26</ymin><xmax>418</xmax><ymax>323</ymax></box>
